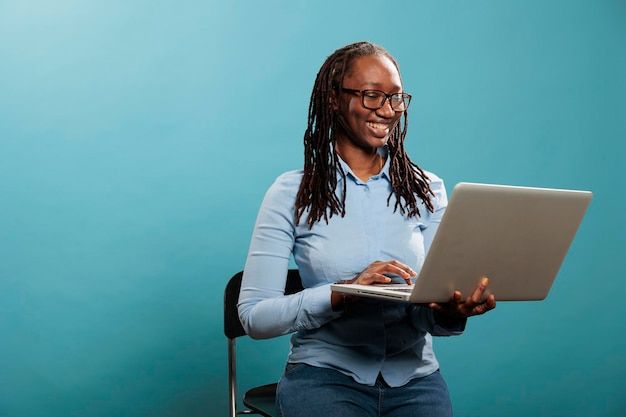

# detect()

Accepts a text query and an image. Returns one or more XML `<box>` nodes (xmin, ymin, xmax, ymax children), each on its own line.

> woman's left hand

<box><xmin>428</xmin><ymin>276</ymin><xmax>496</xmax><ymax>319</ymax></box>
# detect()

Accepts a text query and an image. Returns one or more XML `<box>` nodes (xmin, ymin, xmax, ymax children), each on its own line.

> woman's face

<box><xmin>335</xmin><ymin>54</ymin><xmax>404</xmax><ymax>152</ymax></box>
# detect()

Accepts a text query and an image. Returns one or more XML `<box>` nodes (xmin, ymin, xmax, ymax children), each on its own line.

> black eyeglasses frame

<box><xmin>340</xmin><ymin>87</ymin><xmax>412</xmax><ymax>112</ymax></box>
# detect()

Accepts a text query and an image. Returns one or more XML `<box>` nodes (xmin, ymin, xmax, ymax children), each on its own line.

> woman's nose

<box><xmin>376</xmin><ymin>98</ymin><xmax>395</xmax><ymax>118</ymax></box>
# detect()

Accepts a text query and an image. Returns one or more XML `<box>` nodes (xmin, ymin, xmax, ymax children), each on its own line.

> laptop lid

<box><xmin>331</xmin><ymin>182</ymin><xmax>592</xmax><ymax>303</ymax></box>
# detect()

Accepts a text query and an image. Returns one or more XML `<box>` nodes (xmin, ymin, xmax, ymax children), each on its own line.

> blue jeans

<box><xmin>276</xmin><ymin>363</ymin><xmax>453</xmax><ymax>417</ymax></box>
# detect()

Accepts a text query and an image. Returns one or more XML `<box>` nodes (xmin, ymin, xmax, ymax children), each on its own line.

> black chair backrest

<box><xmin>224</xmin><ymin>269</ymin><xmax>303</xmax><ymax>339</ymax></box>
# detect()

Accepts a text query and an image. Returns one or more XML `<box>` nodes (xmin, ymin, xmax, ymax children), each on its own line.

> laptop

<box><xmin>331</xmin><ymin>182</ymin><xmax>592</xmax><ymax>303</ymax></box>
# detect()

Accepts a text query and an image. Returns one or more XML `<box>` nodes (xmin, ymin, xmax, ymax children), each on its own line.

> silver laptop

<box><xmin>331</xmin><ymin>182</ymin><xmax>592</xmax><ymax>303</ymax></box>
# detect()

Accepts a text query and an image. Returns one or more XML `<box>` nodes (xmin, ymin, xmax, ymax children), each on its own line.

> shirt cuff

<box><xmin>294</xmin><ymin>284</ymin><xmax>343</xmax><ymax>331</ymax></box>
<box><xmin>431</xmin><ymin>309</ymin><xmax>467</xmax><ymax>335</ymax></box>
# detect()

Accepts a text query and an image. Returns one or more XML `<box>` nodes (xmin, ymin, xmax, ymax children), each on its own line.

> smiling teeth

<box><xmin>367</xmin><ymin>122</ymin><xmax>388</xmax><ymax>130</ymax></box>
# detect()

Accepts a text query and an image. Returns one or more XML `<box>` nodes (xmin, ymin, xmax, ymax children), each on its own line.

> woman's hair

<box><xmin>294</xmin><ymin>41</ymin><xmax>435</xmax><ymax>228</ymax></box>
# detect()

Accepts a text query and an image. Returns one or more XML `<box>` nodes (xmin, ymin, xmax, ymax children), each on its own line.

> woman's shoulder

<box><xmin>274</xmin><ymin>169</ymin><xmax>304</xmax><ymax>185</ymax></box>
<box><xmin>269</xmin><ymin>170</ymin><xmax>304</xmax><ymax>192</ymax></box>
<box><xmin>262</xmin><ymin>170</ymin><xmax>304</xmax><ymax>203</ymax></box>
<box><xmin>423</xmin><ymin>169</ymin><xmax>444</xmax><ymax>186</ymax></box>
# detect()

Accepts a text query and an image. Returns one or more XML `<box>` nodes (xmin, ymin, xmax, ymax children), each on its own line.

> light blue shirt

<box><xmin>238</xmin><ymin>149</ymin><xmax>465</xmax><ymax>387</ymax></box>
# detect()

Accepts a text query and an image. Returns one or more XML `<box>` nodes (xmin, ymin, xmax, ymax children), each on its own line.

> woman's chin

<box><xmin>371</xmin><ymin>136</ymin><xmax>389</xmax><ymax>147</ymax></box>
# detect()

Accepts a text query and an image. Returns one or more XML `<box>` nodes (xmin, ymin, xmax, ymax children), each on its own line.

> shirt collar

<box><xmin>335</xmin><ymin>146</ymin><xmax>391</xmax><ymax>184</ymax></box>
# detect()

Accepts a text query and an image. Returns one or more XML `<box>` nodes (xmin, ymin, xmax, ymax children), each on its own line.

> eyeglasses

<box><xmin>341</xmin><ymin>87</ymin><xmax>412</xmax><ymax>112</ymax></box>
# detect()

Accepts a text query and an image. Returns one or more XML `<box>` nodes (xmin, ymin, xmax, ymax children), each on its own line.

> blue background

<box><xmin>1</xmin><ymin>1</ymin><xmax>625</xmax><ymax>416</ymax></box>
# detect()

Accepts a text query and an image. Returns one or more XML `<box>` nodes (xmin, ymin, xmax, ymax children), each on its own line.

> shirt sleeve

<box><xmin>409</xmin><ymin>305</ymin><xmax>466</xmax><ymax>336</ymax></box>
<box><xmin>409</xmin><ymin>172</ymin><xmax>467</xmax><ymax>336</ymax></box>
<box><xmin>237</xmin><ymin>172</ymin><xmax>342</xmax><ymax>339</ymax></box>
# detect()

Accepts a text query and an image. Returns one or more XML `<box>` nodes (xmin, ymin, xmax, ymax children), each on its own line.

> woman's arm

<box><xmin>237</xmin><ymin>172</ymin><xmax>342</xmax><ymax>339</ymax></box>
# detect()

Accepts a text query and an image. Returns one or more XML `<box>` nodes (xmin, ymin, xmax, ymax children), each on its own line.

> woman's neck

<box><xmin>335</xmin><ymin>139</ymin><xmax>384</xmax><ymax>182</ymax></box>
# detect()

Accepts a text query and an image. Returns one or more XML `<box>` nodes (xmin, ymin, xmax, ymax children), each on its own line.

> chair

<box><xmin>224</xmin><ymin>269</ymin><xmax>303</xmax><ymax>417</ymax></box>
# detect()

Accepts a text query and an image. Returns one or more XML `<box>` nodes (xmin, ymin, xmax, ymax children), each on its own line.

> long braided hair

<box><xmin>294</xmin><ymin>41</ymin><xmax>435</xmax><ymax>228</ymax></box>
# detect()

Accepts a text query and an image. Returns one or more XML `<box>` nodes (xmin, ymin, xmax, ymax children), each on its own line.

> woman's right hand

<box><xmin>350</xmin><ymin>260</ymin><xmax>416</xmax><ymax>285</ymax></box>
<box><xmin>331</xmin><ymin>260</ymin><xmax>416</xmax><ymax>311</ymax></box>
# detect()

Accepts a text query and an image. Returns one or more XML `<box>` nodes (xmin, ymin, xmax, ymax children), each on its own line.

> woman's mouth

<box><xmin>366</xmin><ymin>121</ymin><xmax>390</xmax><ymax>137</ymax></box>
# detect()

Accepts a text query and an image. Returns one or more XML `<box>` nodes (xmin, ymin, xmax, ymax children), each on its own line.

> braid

<box><xmin>295</xmin><ymin>41</ymin><xmax>434</xmax><ymax>228</ymax></box>
<box><xmin>386</xmin><ymin>108</ymin><xmax>435</xmax><ymax>216</ymax></box>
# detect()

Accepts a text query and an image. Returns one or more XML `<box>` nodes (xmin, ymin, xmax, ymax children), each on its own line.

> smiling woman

<box><xmin>237</xmin><ymin>41</ymin><xmax>496</xmax><ymax>417</ymax></box>
<box><xmin>295</xmin><ymin>43</ymin><xmax>436</xmax><ymax>229</ymax></box>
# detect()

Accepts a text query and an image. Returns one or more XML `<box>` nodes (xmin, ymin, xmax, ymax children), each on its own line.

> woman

<box><xmin>238</xmin><ymin>41</ymin><xmax>496</xmax><ymax>417</ymax></box>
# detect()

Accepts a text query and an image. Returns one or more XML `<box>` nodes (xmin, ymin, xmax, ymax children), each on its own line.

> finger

<box><xmin>381</xmin><ymin>264</ymin><xmax>413</xmax><ymax>280</ymax></box>
<box><xmin>428</xmin><ymin>302</ymin><xmax>441</xmax><ymax>311</ymax></box>
<box><xmin>358</xmin><ymin>273</ymin><xmax>391</xmax><ymax>285</ymax></box>
<box><xmin>470</xmin><ymin>276</ymin><xmax>489</xmax><ymax>304</ymax></box>
<box><xmin>385</xmin><ymin>264</ymin><xmax>413</xmax><ymax>279</ymax></box>
<box><xmin>469</xmin><ymin>294</ymin><xmax>496</xmax><ymax>316</ymax></box>
<box><xmin>376</xmin><ymin>261</ymin><xmax>413</xmax><ymax>278</ymax></box>
<box><xmin>429</xmin><ymin>291</ymin><xmax>461</xmax><ymax>313</ymax></box>
<box><xmin>471</xmin><ymin>303</ymin><xmax>488</xmax><ymax>315</ymax></box>
<box><xmin>389</xmin><ymin>259</ymin><xmax>418</xmax><ymax>277</ymax></box>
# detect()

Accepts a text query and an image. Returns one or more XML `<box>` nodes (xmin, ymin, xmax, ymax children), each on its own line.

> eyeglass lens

<box><xmin>362</xmin><ymin>91</ymin><xmax>409</xmax><ymax>111</ymax></box>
